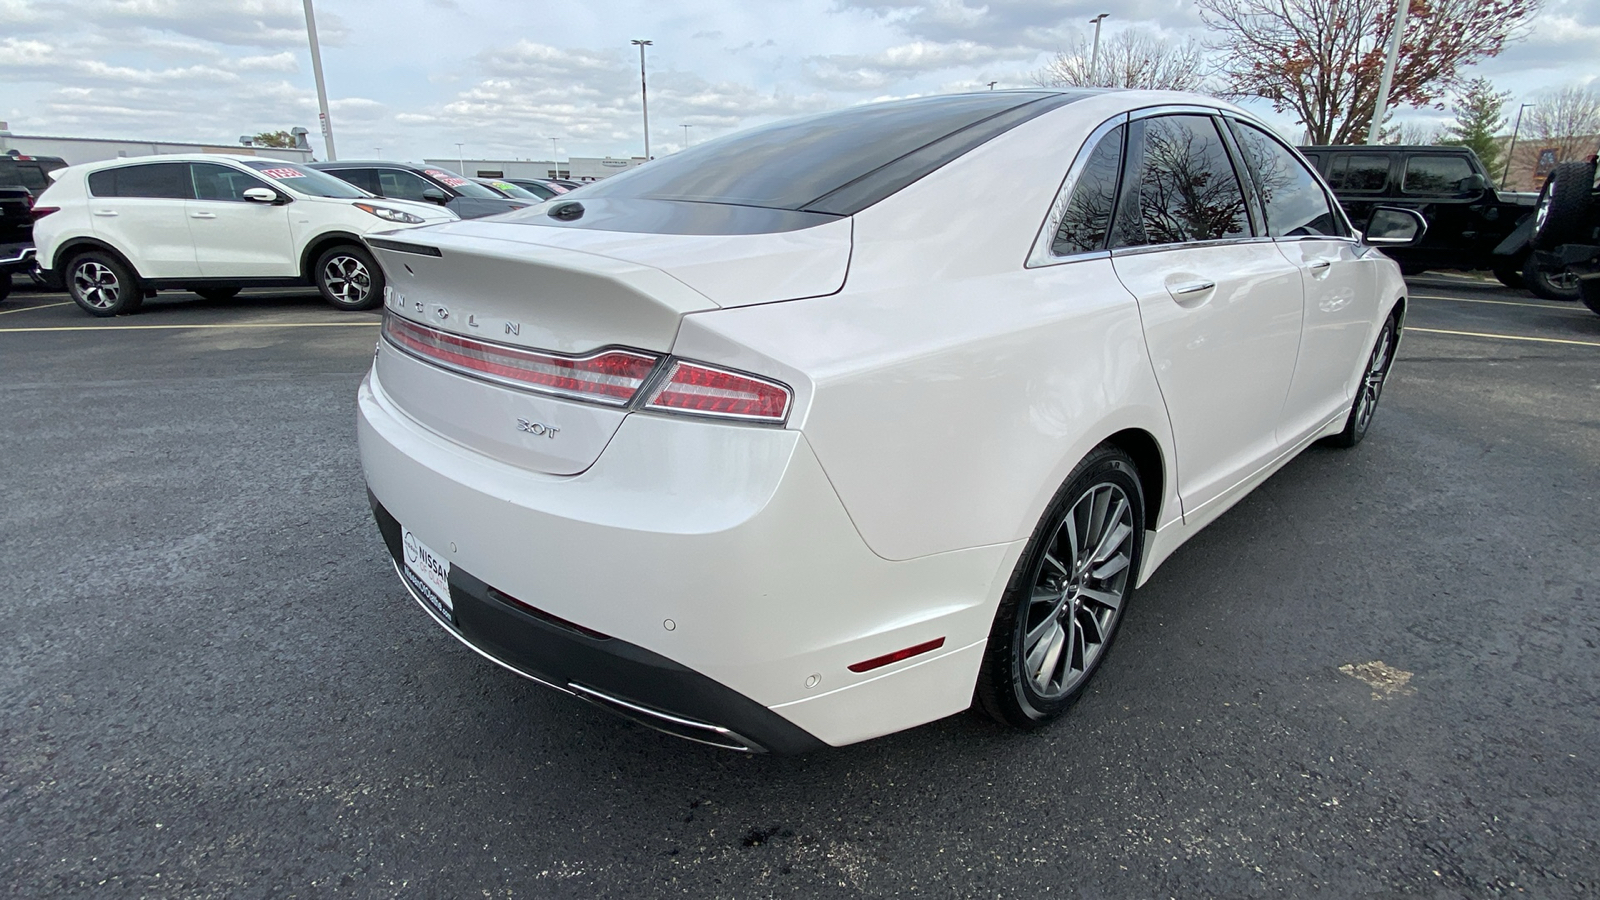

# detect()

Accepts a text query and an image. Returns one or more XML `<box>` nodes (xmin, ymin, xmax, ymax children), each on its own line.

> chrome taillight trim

<box><xmin>382</xmin><ymin>312</ymin><xmax>660</xmax><ymax>407</ymax></box>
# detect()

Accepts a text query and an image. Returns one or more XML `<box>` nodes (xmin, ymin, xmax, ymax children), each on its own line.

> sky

<box><xmin>1</xmin><ymin>0</ymin><xmax>1597</xmax><ymax>164</ymax></box>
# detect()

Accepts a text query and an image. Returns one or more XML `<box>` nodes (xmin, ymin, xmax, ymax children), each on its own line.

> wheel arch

<box><xmin>299</xmin><ymin>231</ymin><xmax>367</xmax><ymax>281</ymax></box>
<box><xmin>1104</xmin><ymin>427</ymin><xmax>1166</xmax><ymax>535</ymax></box>
<box><xmin>53</xmin><ymin>238</ymin><xmax>142</xmax><ymax>280</ymax></box>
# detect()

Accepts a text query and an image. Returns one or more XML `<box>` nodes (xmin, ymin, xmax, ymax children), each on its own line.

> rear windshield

<box><xmin>243</xmin><ymin>160</ymin><xmax>369</xmax><ymax>198</ymax></box>
<box><xmin>579</xmin><ymin>92</ymin><xmax>1083</xmax><ymax>214</ymax></box>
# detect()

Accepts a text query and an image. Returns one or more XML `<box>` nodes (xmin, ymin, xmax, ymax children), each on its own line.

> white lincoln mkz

<box><xmin>357</xmin><ymin>90</ymin><xmax>1425</xmax><ymax>753</ymax></box>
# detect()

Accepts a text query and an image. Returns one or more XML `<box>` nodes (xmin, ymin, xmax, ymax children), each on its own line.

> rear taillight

<box><xmin>31</xmin><ymin>206</ymin><xmax>59</xmax><ymax>220</ymax></box>
<box><xmin>642</xmin><ymin>360</ymin><xmax>790</xmax><ymax>424</ymax></box>
<box><xmin>383</xmin><ymin>313</ymin><xmax>658</xmax><ymax>405</ymax></box>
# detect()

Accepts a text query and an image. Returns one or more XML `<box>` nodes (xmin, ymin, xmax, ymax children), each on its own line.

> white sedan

<box><xmin>357</xmin><ymin>90</ymin><xmax>1424</xmax><ymax>753</ymax></box>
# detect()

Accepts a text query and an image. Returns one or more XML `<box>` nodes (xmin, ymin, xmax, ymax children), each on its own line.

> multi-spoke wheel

<box><xmin>978</xmin><ymin>444</ymin><xmax>1145</xmax><ymax>727</ymax></box>
<box><xmin>66</xmin><ymin>252</ymin><xmax>142</xmax><ymax>317</ymax></box>
<box><xmin>314</xmin><ymin>244</ymin><xmax>384</xmax><ymax>311</ymax></box>
<box><xmin>1324</xmin><ymin>313</ymin><xmax>1398</xmax><ymax>448</ymax></box>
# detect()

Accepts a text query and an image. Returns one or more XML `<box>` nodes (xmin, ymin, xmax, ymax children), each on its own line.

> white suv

<box><xmin>32</xmin><ymin>154</ymin><xmax>457</xmax><ymax>316</ymax></box>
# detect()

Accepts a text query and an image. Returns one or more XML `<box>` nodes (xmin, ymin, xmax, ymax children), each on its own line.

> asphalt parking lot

<box><xmin>2</xmin><ymin>273</ymin><xmax>1597</xmax><ymax>899</ymax></box>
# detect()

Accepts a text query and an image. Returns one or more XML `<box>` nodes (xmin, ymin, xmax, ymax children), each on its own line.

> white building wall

<box><xmin>0</xmin><ymin>133</ymin><xmax>313</xmax><ymax>166</ymax></box>
<box><xmin>424</xmin><ymin>156</ymin><xmax>646</xmax><ymax>183</ymax></box>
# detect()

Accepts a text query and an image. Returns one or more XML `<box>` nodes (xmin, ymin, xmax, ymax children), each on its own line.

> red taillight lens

<box><xmin>32</xmin><ymin>206</ymin><xmax>59</xmax><ymax>220</ymax></box>
<box><xmin>643</xmin><ymin>360</ymin><xmax>790</xmax><ymax>424</ymax></box>
<box><xmin>383</xmin><ymin>313</ymin><xmax>658</xmax><ymax>405</ymax></box>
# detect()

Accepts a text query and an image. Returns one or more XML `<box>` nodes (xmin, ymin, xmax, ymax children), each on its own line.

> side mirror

<box><xmin>420</xmin><ymin>187</ymin><xmax>449</xmax><ymax>205</ymax></box>
<box><xmin>1363</xmin><ymin>206</ymin><xmax>1428</xmax><ymax>247</ymax></box>
<box><xmin>1460</xmin><ymin>173</ymin><xmax>1488</xmax><ymax>194</ymax></box>
<box><xmin>242</xmin><ymin>187</ymin><xmax>281</xmax><ymax>204</ymax></box>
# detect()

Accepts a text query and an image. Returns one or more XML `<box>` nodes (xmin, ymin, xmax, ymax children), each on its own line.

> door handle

<box><xmin>1170</xmin><ymin>280</ymin><xmax>1216</xmax><ymax>296</ymax></box>
<box><xmin>1308</xmin><ymin>260</ymin><xmax>1332</xmax><ymax>271</ymax></box>
<box><xmin>190</xmin><ymin>212</ymin><xmax>217</xmax><ymax>219</ymax></box>
<box><xmin>93</xmin><ymin>210</ymin><xmax>118</xmax><ymax>217</ymax></box>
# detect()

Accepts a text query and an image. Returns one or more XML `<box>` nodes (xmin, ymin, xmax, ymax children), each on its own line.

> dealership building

<box><xmin>422</xmin><ymin>156</ymin><xmax>645</xmax><ymax>183</ymax></box>
<box><xmin>0</xmin><ymin>123</ymin><xmax>315</xmax><ymax>166</ymax></box>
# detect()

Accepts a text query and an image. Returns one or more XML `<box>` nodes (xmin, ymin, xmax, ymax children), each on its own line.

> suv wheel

<box><xmin>1523</xmin><ymin>255</ymin><xmax>1581</xmax><ymax>302</ymax></box>
<box><xmin>1532</xmin><ymin>161</ymin><xmax>1597</xmax><ymax>250</ymax></box>
<box><xmin>0</xmin><ymin>271</ymin><xmax>11</xmax><ymax>304</ymax></box>
<box><xmin>67</xmin><ymin>251</ymin><xmax>142</xmax><ymax>317</ymax></box>
<box><xmin>314</xmin><ymin>245</ymin><xmax>384</xmax><ymax>311</ymax></box>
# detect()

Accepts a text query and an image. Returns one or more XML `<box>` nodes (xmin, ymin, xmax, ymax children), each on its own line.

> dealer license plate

<box><xmin>401</xmin><ymin>527</ymin><xmax>452</xmax><ymax>620</ymax></box>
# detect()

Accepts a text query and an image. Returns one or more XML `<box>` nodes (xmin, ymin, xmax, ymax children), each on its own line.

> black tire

<box><xmin>193</xmin><ymin>286</ymin><xmax>241</xmax><ymax>302</ymax></box>
<box><xmin>313</xmin><ymin>244</ymin><xmax>384</xmax><ymax>311</ymax></box>
<box><xmin>1323</xmin><ymin>313</ymin><xmax>1399</xmax><ymax>449</ymax></box>
<box><xmin>977</xmin><ymin>444</ymin><xmax>1145</xmax><ymax>729</ymax></box>
<box><xmin>1398</xmin><ymin>261</ymin><xmax>1429</xmax><ymax>278</ymax></box>
<box><xmin>65</xmin><ymin>250</ymin><xmax>142</xmax><ymax>317</ymax></box>
<box><xmin>1522</xmin><ymin>254</ymin><xmax>1581</xmax><ymax>301</ymax></box>
<box><xmin>1491</xmin><ymin>262</ymin><xmax>1525</xmax><ymax>289</ymax></box>
<box><xmin>0</xmin><ymin>272</ymin><xmax>11</xmax><ymax>304</ymax></box>
<box><xmin>1532</xmin><ymin>161</ymin><xmax>1596</xmax><ymax>250</ymax></box>
<box><xmin>1580</xmin><ymin>277</ymin><xmax>1600</xmax><ymax>317</ymax></box>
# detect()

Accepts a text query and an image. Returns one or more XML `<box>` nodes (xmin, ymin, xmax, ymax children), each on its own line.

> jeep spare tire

<box><xmin>1533</xmin><ymin>161</ymin><xmax>1597</xmax><ymax>250</ymax></box>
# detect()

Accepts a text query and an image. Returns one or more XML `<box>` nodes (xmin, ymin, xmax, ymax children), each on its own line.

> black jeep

<box><xmin>0</xmin><ymin>153</ymin><xmax>62</xmax><ymax>304</ymax></box>
<box><xmin>1297</xmin><ymin>144</ymin><xmax>1568</xmax><ymax>296</ymax></box>
<box><xmin>1528</xmin><ymin>149</ymin><xmax>1600</xmax><ymax>317</ymax></box>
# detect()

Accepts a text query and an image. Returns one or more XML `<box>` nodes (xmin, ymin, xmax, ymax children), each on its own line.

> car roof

<box><xmin>53</xmin><ymin>153</ymin><xmax>315</xmax><ymax>175</ymax></box>
<box><xmin>1300</xmin><ymin>145</ymin><xmax>1469</xmax><ymax>153</ymax></box>
<box><xmin>309</xmin><ymin>160</ymin><xmax>434</xmax><ymax>169</ymax></box>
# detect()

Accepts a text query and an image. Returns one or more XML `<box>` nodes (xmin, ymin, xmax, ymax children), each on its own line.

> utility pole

<box><xmin>632</xmin><ymin>39</ymin><xmax>653</xmax><ymax>160</ymax></box>
<box><xmin>455</xmin><ymin>142</ymin><xmax>465</xmax><ymax>174</ymax></box>
<box><xmin>1367</xmin><ymin>0</ymin><xmax>1410</xmax><ymax>144</ymax></box>
<box><xmin>1089</xmin><ymin>13</ymin><xmax>1109</xmax><ymax>85</ymax></box>
<box><xmin>1502</xmin><ymin>102</ymin><xmax>1534</xmax><ymax>190</ymax></box>
<box><xmin>550</xmin><ymin>137</ymin><xmax>560</xmax><ymax>175</ymax></box>
<box><xmin>986</xmin><ymin>81</ymin><xmax>998</xmax><ymax>91</ymax></box>
<box><xmin>681</xmin><ymin>124</ymin><xmax>692</xmax><ymax>149</ymax></box>
<box><xmin>302</xmin><ymin>0</ymin><xmax>337</xmax><ymax>160</ymax></box>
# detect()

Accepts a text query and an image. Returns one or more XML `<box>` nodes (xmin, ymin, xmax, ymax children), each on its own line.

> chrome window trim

<box><xmin>1109</xmin><ymin>235</ymin><xmax>1271</xmax><ymax>258</ymax></box>
<box><xmin>1026</xmin><ymin>112</ymin><xmax>1129</xmax><ymax>269</ymax></box>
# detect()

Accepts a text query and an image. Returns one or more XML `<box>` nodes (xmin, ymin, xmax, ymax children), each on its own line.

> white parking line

<box><xmin>1408</xmin><ymin>327</ymin><xmax>1600</xmax><ymax>349</ymax></box>
<box><xmin>0</xmin><ymin>320</ymin><xmax>380</xmax><ymax>334</ymax></box>
<box><xmin>0</xmin><ymin>301</ymin><xmax>73</xmax><ymax>317</ymax></box>
<box><xmin>1410</xmin><ymin>293</ymin><xmax>1585</xmax><ymax>313</ymax></box>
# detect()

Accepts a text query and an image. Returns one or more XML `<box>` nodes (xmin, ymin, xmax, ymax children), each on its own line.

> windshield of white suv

<box><xmin>243</xmin><ymin>161</ymin><xmax>370</xmax><ymax>198</ymax></box>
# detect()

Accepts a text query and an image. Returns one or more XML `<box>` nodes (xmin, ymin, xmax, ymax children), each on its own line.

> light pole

<box><xmin>681</xmin><ymin>124</ymin><xmax>692</xmax><ymax>150</ymax></box>
<box><xmin>1502</xmin><ymin>102</ymin><xmax>1535</xmax><ymax>190</ymax></box>
<box><xmin>455</xmin><ymin>142</ymin><xmax>465</xmax><ymax>174</ymax></box>
<box><xmin>986</xmin><ymin>81</ymin><xmax>998</xmax><ymax>91</ymax></box>
<box><xmin>1089</xmin><ymin>13</ymin><xmax>1109</xmax><ymax>85</ymax></box>
<box><xmin>632</xmin><ymin>39</ymin><xmax>653</xmax><ymax>160</ymax></box>
<box><xmin>302</xmin><ymin>0</ymin><xmax>337</xmax><ymax>159</ymax></box>
<box><xmin>550</xmin><ymin>137</ymin><xmax>560</xmax><ymax>176</ymax></box>
<box><xmin>1367</xmin><ymin>0</ymin><xmax>1411</xmax><ymax>144</ymax></box>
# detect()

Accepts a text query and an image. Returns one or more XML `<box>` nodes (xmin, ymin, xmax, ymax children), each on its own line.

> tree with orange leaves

<box><xmin>1197</xmin><ymin>0</ymin><xmax>1540</xmax><ymax>144</ymax></box>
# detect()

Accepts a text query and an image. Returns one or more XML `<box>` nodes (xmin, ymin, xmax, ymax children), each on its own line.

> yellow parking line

<box><xmin>1410</xmin><ymin>293</ymin><xmax>1582</xmax><ymax>312</ymax></box>
<box><xmin>0</xmin><ymin>320</ymin><xmax>379</xmax><ymax>334</ymax></box>
<box><xmin>0</xmin><ymin>301</ymin><xmax>73</xmax><ymax>317</ymax></box>
<box><xmin>1408</xmin><ymin>326</ymin><xmax>1600</xmax><ymax>348</ymax></box>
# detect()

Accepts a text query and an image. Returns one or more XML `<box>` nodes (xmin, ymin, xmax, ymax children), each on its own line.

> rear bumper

<box><xmin>357</xmin><ymin>366</ymin><xmax>1017</xmax><ymax>749</ymax></box>
<box><xmin>0</xmin><ymin>242</ymin><xmax>33</xmax><ymax>270</ymax></box>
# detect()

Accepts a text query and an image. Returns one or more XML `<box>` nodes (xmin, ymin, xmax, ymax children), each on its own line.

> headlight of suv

<box><xmin>354</xmin><ymin>202</ymin><xmax>426</xmax><ymax>224</ymax></box>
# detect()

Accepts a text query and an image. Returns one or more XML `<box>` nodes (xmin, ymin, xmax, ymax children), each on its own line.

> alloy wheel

<box><xmin>72</xmin><ymin>261</ymin><xmax>121</xmax><ymax>310</ymax></box>
<box><xmin>1021</xmin><ymin>481</ymin><xmax>1135</xmax><ymax>701</ymax></box>
<box><xmin>1353</xmin><ymin>320</ymin><xmax>1396</xmax><ymax>436</ymax></box>
<box><xmin>322</xmin><ymin>255</ymin><xmax>372</xmax><ymax>306</ymax></box>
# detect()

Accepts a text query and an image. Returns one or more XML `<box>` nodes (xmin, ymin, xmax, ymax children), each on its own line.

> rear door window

<box><xmin>1052</xmin><ymin>124</ymin><xmax>1125</xmax><ymax>256</ymax></box>
<box><xmin>324</xmin><ymin>167</ymin><xmax>378</xmax><ymax>194</ymax></box>
<box><xmin>86</xmin><ymin>162</ymin><xmax>193</xmax><ymax>199</ymax></box>
<box><xmin>1328</xmin><ymin>154</ymin><xmax>1391</xmax><ymax>193</ymax></box>
<box><xmin>1402</xmin><ymin>155</ymin><xmax>1475</xmax><ymax>195</ymax></box>
<box><xmin>1112</xmin><ymin>114</ymin><xmax>1250</xmax><ymax>248</ymax></box>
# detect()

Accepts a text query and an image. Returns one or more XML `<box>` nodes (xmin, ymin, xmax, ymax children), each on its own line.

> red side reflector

<box><xmin>848</xmin><ymin>637</ymin><xmax>946</xmax><ymax>673</ymax></box>
<box><xmin>383</xmin><ymin>313</ymin><xmax>658</xmax><ymax>405</ymax></box>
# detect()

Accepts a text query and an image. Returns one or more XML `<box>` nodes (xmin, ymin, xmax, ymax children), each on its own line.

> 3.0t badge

<box><xmin>517</xmin><ymin>418</ymin><xmax>559</xmax><ymax>439</ymax></box>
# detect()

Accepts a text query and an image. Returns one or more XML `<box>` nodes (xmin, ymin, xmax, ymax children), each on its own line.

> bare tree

<box><xmin>1034</xmin><ymin>29</ymin><xmax>1209</xmax><ymax>92</ymax></box>
<box><xmin>1197</xmin><ymin>0</ymin><xmax>1540</xmax><ymax>145</ymax></box>
<box><xmin>1525</xmin><ymin>84</ymin><xmax>1600</xmax><ymax>163</ymax></box>
<box><xmin>1379</xmin><ymin>119</ymin><xmax>1444</xmax><ymax>146</ymax></box>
